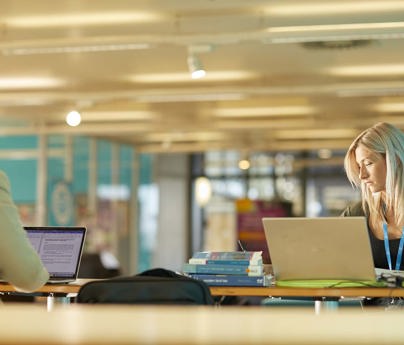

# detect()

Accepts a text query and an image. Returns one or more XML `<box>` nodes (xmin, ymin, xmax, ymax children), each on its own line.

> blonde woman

<box><xmin>342</xmin><ymin>122</ymin><xmax>404</xmax><ymax>307</ymax></box>
<box><xmin>343</xmin><ymin>122</ymin><xmax>404</xmax><ymax>270</ymax></box>
<box><xmin>0</xmin><ymin>170</ymin><xmax>49</xmax><ymax>293</ymax></box>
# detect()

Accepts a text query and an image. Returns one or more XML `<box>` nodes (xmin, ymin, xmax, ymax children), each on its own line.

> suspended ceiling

<box><xmin>0</xmin><ymin>0</ymin><xmax>404</xmax><ymax>153</ymax></box>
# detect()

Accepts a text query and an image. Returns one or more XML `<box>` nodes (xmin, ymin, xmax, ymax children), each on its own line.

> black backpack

<box><xmin>76</xmin><ymin>268</ymin><xmax>214</xmax><ymax>305</ymax></box>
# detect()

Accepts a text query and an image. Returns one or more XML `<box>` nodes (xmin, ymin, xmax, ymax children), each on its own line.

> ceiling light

<box><xmin>373</xmin><ymin>103</ymin><xmax>404</xmax><ymax>112</ymax></box>
<box><xmin>81</xmin><ymin>110</ymin><xmax>154</xmax><ymax>121</ymax></box>
<box><xmin>266</xmin><ymin>1</ymin><xmax>404</xmax><ymax>16</ymax></box>
<box><xmin>3</xmin><ymin>43</ymin><xmax>151</xmax><ymax>56</ymax></box>
<box><xmin>317</xmin><ymin>149</ymin><xmax>333</xmax><ymax>159</ymax></box>
<box><xmin>214</xmin><ymin>106</ymin><xmax>314</xmax><ymax>117</ymax></box>
<box><xmin>6</xmin><ymin>12</ymin><xmax>163</xmax><ymax>28</ymax></box>
<box><xmin>66</xmin><ymin>110</ymin><xmax>82</xmax><ymax>127</ymax></box>
<box><xmin>195</xmin><ymin>177</ymin><xmax>212</xmax><ymax>206</ymax></box>
<box><xmin>329</xmin><ymin>64</ymin><xmax>404</xmax><ymax>76</ymax></box>
<box><xmin>275</xmin><ymin>129</ymin><xmax>356</xmax><ymax>140</ymax></box>
<box><xmin>0</xmin><ymin>77</ymin><xmax>63</xmax><ymax>89</ymax></box>
<box><xmin>187</xmin><ymin>54</ymin><xmax>206</xmax><ymax>79</ymax></box>
<box><xmin>136</xmin><ymin>93</ymin><xmax>244</xmax><ymax>103</ymax></box>
<box><xmin>267</xmin><ymin>22</ymin><xmax>404</xmax><ymax>34</ymax></box>
<box><xmin>130</xmin><ymin>71</ymin><xmax>254</xmax><ymax>83</ymax></box>
<box><xmin>264</xmin><ymin>22</ymin><xmax>404</xmax><ymax>43</ymax></box>
<box><xmin>238</xmin><ymin>159</ymin><xmax>251</xmax><ymax>170</ymax></box>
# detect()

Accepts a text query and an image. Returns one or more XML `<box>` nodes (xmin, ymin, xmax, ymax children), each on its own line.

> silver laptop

<box><xmin>25</xmin><ymin>226</ymin><xmax>86</xmax><ymax>284</ymax></box>
<box><xmin>262</xmin><ymin>217</ymin><xmax>383</xmax><ymax>287</ymax></box>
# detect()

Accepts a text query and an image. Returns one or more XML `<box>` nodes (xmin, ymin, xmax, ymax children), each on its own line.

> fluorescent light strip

<box><xmin>136</xmin><ymin>93</ymin><xmax>245</xmax><ymax>103</ymax></box>
<box><xmin>214</xmin><ymin>106</ymin><xmax>314</xmax><ymax>117</ymax></box>
<box><xmin>373</xmin><ymin>103</ymin><xmax>404</xmax><ymax>112</ymax></box>
<box><xmin>146</xmin><ymin>131</ymin><xmax>225</xmax><ymax>142</ymax></box>
<box><xmin>267</xmin><ymin>22</ymin><xmax>404</xmax><ymax>34</ymax></box>
<box><xmin>0</xmin><ymin>77</ymin><xmax>63</xmax><ymax>89</ymax></box>
<box><xmin>330</xmin><ymin>64</ymin><xmax>404</xmax><ymax>76</ymax></box>
<box><xmin>130</xmin><ymin>71</ymin><xmax>256</xmax><ymax>83</ymax></box>
<box><xmin>81</xmin><ymin>111</ymin><xmax>154</xmax><ymax>121</ymax></box>
<box><xmin>3</xmin><ymin>43</ymin><xmax>151</xmax><ymax>56</ymax></box>
<box><xmin>275</xmin><ymin>129</ymin><xmax>357</xmax><ymax>140</ymax></box>
<box><xmin>7</xmin><ymin>12</ymin><xmax>163</xmax><ymax>28</ymax></box>
<box><xmin>268</xmin><ymin>32</ymin><xmax>404</xmax><ymax>44</ymax></box>
<box><xmin>266</xmin><ymin>1</ymin><xmax>404</xmax><ymax>16</ymax></box>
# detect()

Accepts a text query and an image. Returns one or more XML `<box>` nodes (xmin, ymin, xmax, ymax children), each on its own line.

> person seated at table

<box><xmin>342</xmin><ymin>122</ymin><xmax>404</xmax><ymax>306</ymax></box>
<box><xmin>0</xmin><ymin>170</ymin><xmax>49</xmax><ymax>294</ymax></box>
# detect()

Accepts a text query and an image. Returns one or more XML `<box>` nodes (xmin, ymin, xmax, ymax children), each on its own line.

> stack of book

<box><xmin>183</xmin><ymin>251</ymin><xmax>271</xmax><ymax>286</ymax></box>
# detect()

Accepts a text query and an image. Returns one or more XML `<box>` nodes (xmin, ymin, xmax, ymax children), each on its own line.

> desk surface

<box><xmin>2</xmin><ymin>281</ymin><xmax>404</xmax><ymax>298</ymax></box>
<box><xmin>210</xmin><ymin>286</ymin><xmax>404</xmax><ymax>298</ymax></box>
<box><xmin>0</xmin><ymin>279</ymin><xmax>92</xmax><ymax>295</ymax></box>
<box><xmin>0</xmin><ymin>304</ymin><xmax>404</xmax><ymax>345</ymax></box>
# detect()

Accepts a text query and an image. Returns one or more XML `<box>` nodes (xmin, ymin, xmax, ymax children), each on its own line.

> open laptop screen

<box><xmin>262</xmin><ymin>217</ymin><xmax>376</xmax><ymax>282</ymax></box>
<box><xmin>24</xmin><ymin>226</ymin><xmax>86</xmax><ymax>281</ymax></box>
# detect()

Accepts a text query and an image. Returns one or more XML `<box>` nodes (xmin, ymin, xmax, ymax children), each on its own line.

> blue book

<box><xmin>189</xmin><ymin>251</ymin><xmax>262</xmax><ymax>266</ymax></box>
<box><xmin>188</xmin><ymin>274</ymin><xmax>271</xmax><ymax>287</ymax></box>
<box><xmin>183</xmin><ymin>263</ymin><xmax>264</xmax><ymax>276</ymax></box>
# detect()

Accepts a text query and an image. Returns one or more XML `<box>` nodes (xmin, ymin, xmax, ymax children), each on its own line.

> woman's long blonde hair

<box><xmin>344</xmin><ymin>122</ymin><xmax>404</xmax><ymax>229</ymax></box>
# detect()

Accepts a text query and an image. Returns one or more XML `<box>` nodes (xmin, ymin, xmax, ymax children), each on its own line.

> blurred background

<box><xmin>0</xmin><ymin>0</ymin><xmax>403</xmax><ymax>274</ymax></box>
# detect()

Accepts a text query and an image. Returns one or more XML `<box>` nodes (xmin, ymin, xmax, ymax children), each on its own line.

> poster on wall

<box><xmin>236</xmin><ymin>198</ymin><xmax>292</xmax><ymax>264</ymax></box>
<box><xmin>48</xmin><ymin>180</ymin><xmax>74</xmax><ymax>226</ymax></box>
<box><xmin>75</xmin><ymin>193</ymin><xmax>129</xmax><ymax>257</ymax></box>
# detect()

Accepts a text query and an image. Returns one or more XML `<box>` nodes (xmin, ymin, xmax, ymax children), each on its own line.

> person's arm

<box><xmin>0</xmin><ymin>171</ymin><xmax>49</xmax><ymax>292</ymax></box>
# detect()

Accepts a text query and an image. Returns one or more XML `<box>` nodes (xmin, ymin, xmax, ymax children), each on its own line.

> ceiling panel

<box><xmin>0</xmin><ymin>0</ymin><xmax>403</xmax><ymax>153</ymax></box>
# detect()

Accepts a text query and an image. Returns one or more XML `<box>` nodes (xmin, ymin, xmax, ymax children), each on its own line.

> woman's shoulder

<box><xmin>341</xmin><ymin>201</ymin><xmax>365</xmax><ymax>217</ymax></box>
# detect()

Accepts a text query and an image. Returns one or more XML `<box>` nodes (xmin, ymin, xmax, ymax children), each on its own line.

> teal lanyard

<box><xmin>383</xmin><ymin>223</ymin><xmax>404</xmax><ymax>271</ymax></box>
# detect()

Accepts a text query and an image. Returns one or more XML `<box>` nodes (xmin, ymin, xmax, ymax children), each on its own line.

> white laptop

<box><xmin>262</xmin><ymin>217</ymin><xmax>386</xmax><ymax>287</ymax></box>
<box><xmin>24</xmin><ymin>226</ymin><xmax>86</xmax><ymax>284</ymax></box>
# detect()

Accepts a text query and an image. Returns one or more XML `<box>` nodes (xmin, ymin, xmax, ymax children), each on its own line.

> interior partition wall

<box><xmin>0</xmin><ymin>134</ymin><xmax>145</xmax><ymax>275</ymax></box>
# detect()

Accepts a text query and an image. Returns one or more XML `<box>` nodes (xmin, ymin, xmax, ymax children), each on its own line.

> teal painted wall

<box><xmin>0</xmin><ymin>134</ymin><xmax>153</xmax><ymax>273</ymax></box>
<box><xmin>0</xmin><ymin>159</ymin><xmax>37</xmax><ymax>203</ymax></box>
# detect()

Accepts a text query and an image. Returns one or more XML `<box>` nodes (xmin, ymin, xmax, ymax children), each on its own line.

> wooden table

<box><xmin>210</xmin><ymin>285</ymin><xmax>404</xmax><ymax>298</ymax></box>
<box><xmin>0</xmin><ymin>280</ymin><xmax>91</xmax><ymax>310</ymax></box>
<box><xmin>2</xmin><ymin>281</ymin><xmax>404</xmax><ymax>303</ymax></box>
<box><xmin>0</xmin><ymin>304</ymin><xmax>404</xmax><ymax>345</ymax></box>
<box><xmin>2</xmin><ymin>281</ymin><xmax>404</xmax><ymax>298</ymax></box>
<box><xmin>0</xmin><ymin>280</ymin><xmax>87</xmax><ymax>295</ymax></box>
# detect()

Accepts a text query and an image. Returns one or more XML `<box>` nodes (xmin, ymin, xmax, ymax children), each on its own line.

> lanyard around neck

<box><xmin>383</xmin><ymin>223</ymin><xmax>404</xmax><ymax>271</ymax></box>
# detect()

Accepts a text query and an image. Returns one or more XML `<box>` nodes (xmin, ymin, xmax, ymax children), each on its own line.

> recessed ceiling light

<box><xmin>275</xmin><ymin>129</ymin><xmax>356</xmax><ymax>140</ymax></box>
<box><xmin>267</xmin><ymin>22</ymin><xmax>404</xmax><ymax>34</ymax></box>
<box><xmin>373</xmin><ymin>103</ymin><xmax>404</xmax><ymax>112</ymax></box>
<box><xmin>136</xmin><ymin>93</ymin><xmax>245</xmax><ymax>102</ymax></box>
<box><xmin>318</xmin><ymin>149</ymin><xmax>333</xmax><ymax>159</ymax></box>
<box><xmin>0</xmin><ymin>77</ymin><xmax>63</xmax><ymax>89</ymax></box>
<box><xmin>81</xmin><ymin>111</ymin><xmax>154</xmax><ymax>121</ymax></box>
<box><xmin>7</xmin><ymin>12</ymin><xmax>163</xmax><ymax>28</ymax></box>
<box><xmin>130</xmin><ymin>71</ymin><xmax>256</xmax><ymax>83</ymax></box>
<box><xmin>266</xmin><ymin>1</ymin><xmax>404</xmax><ymax>16</ymax></box>
<box><xmin>66</xmin><ymin>111</ymin><xmax>82</xmax><ymax>127</ymax></box>
<box><xmin>238</xmin><ymin>159</ymin><xmax>250</xmax><ymax>170</ymax></box>
<box><xmin>3</xmin><ymin>43</ymin><xmax>151</xmax><ymax>56</ymax></box>
<box><xmin>329</xmin><ymin>64</ymin><xmax>404</xmax><ymax>76</ymax></box>
<box><xmin>214</xmin><ymin>106</ymin><xmax>314</xmax><ymax>117</ymax></box>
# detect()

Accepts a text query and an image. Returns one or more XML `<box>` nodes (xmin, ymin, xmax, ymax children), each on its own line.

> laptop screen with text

<box><xmin>24</xmin><ymin>226</ymin><xmax>86</xmax><ymax>282</ymax></box>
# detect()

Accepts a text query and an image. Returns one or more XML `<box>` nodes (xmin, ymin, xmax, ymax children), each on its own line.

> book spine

<box><xmin>188</xmin><ymin>274</ymin><xmax>271</xmax><ymax>287</ymax></box>
<box><xmin>191</xmin><ymin>251</ymin><xmax>262</xmax><ymax>261</ymax></box>
<box><xmin>188</xmin><ymin>258</ymin><xmax>262</xmax><ymax>266</ymax></box>
<box><xmin>183</xmin><ymin>263</ymin><xmax>263</xmax><ymax>276</ymax></box>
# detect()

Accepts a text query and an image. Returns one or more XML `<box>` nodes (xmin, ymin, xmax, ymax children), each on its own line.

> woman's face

<box><xmin>355</xmin><ymin>144</ymin><xmax>387</xmax><ymax>193</ymax></box>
